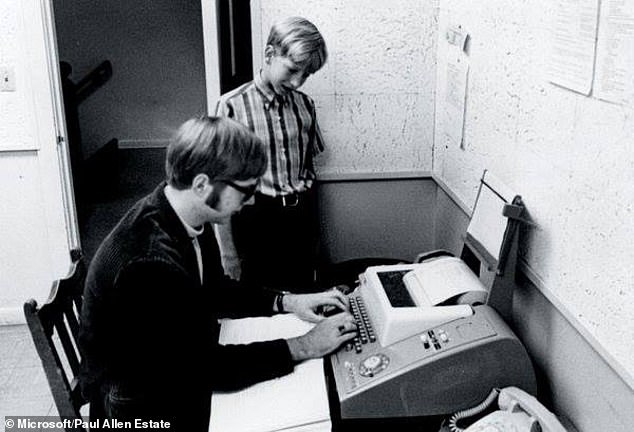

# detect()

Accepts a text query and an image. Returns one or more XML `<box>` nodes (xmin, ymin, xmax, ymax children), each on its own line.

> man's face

<box><xmin>202</xmin><ymin>179</ymin><xmax>258</xmax><ymax>224</ymax></box>
<box><xmin>264</xmin><ymin>52</ymin><xmax>312</xmax><ymax>95</ymax></box>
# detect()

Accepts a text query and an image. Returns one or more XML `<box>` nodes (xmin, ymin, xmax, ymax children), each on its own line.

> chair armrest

<box><xmin>414</xmin><ymin>249</ymin><xmax>455</xmax><ymax>263</ymax></box>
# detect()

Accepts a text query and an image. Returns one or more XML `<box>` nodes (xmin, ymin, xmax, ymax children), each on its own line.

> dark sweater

<box><xmin>78</xmin><ymin>183</ymin><xmax>294</xmax><ymax>411</ymax></box>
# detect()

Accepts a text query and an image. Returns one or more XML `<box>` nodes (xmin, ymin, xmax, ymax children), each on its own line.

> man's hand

<box><xmin>221</xmin><ymin>255</ymin><xmax>242</xmax><ymax>280</ymax></box>
<box><xmin>283</xmin><ymin>290</ymin><xmax>349</xmax><ymax>323</ymax></box>
<box><xmin>215</xmin><ymin>222</ymin><xmax>242</xmax><ymax>280</ymax></box>
<box><xmin>287</xmin><ymin>313</ymin><xmax>357</xmax><ymax>361</ymax></box>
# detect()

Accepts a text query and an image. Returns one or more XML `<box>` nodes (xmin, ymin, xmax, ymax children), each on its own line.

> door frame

<box><xmin>202</xmin><ymin>0</ymin><xmax>221</xmax><ymax>112</ymax></box>
<box><xmin>39</xmin><ymin>0</ymin><xmax>81</xmax><ymax>253</ymax></box>
<box><xmin>37</xmin><ymin>0</ymin><xmax>225</xmax><ymax>256</ymax></box>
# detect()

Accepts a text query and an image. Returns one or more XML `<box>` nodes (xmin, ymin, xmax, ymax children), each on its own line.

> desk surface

<box><xmin>209</xmin><ymin>314</ymin><xmax>331</xmax><ymax>432</ymax></box>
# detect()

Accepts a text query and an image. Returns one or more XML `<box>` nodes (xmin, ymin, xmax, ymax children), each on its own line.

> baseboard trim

<box><xmin>317</xmin><ymin>170</ymin><xmax>432</xmax><ymax>182</ymax></box>
<box><xmin>0</xmin><ymin>307</ymin><xmax>26</xmax><ymax>325</ymax></box>
<box><xmin>118</xmin><ymin>140</ymin><xmax>169</xmax><ymax>149</ymax></box>
<box><xmin>432</xmin><ymin>174</ymin><xmax>472</xmax><ymax>215</ymax></box>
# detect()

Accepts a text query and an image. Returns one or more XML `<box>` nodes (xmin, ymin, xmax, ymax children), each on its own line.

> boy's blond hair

<box><xmin>266</xmin><ymin>16</ymin><xmax>327</xmax><ymax>74</ymax></box>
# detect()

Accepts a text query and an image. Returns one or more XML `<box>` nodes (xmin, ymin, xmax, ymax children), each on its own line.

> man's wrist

<box><xmin>282</xmin><ymin>293</ymin><xmax>295</xmax><ymax>313</ymax></box>
<box><xmin>287</xmin><ymin>336</ymin><xmax>311</xmax><ymax>361</ymax></box>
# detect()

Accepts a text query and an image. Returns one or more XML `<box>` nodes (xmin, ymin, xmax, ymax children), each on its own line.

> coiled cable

<box><xmin>448</xmin><ymin>388</ymin><xmax>500</xmax><ymax>432</ymax></box>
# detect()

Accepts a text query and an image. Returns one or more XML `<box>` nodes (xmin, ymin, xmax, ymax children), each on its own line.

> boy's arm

<box><xmin>308</xmin><ymin>95</ymin><xmax>325</xmax><ymax>154</ymax></box>
<box><xmin>214</xmin><ymin>222</ymin><xmax>241</xmax><ymax>280</ymax></box>
<box><xmin>214</xmin><ymin>97</ymin><xmax>232</xmax><ymax>117</ymax></box>
<box><xmin>212</xmin><ymin>97</ymin><xmax>242</xmax><ymax>279</ymax></box>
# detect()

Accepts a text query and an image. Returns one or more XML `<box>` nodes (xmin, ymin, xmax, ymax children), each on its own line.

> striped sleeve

<box><xmin>304</xmin><ymin>94</ymin><xmax>324</xmax><ymax>155</ymax></box>
<box><xmin>214</xmin><ymin>97</ymin><xmax>233</xmax><ymax>118</ymax></box>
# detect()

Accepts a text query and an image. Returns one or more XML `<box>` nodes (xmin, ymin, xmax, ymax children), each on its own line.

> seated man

<box><xmin>78</xmin><ymin>117</ymin><xmax>356</xmax><ymax>431</ymax></box>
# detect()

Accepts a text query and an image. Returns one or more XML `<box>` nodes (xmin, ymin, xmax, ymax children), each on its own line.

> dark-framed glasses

<box><xmin>218</xmin><ymin>180</ymin><xmax>258</xmax><ymax>202</ymax></box>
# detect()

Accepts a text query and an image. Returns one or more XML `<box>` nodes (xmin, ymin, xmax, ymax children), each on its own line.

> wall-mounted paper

<box><xmin>594</xmin><ymin>0</ymin><xmax>634</xmax><ymax>105</ymax></box>
<box><xmin>443</xmin><ymin>52</ymin><xmax>469</xmax><ymax>148</ymax></box>
<box><xmin>548</xmin><ymin>0</ymin><xmax>600</xmax><ymax>95</ymax></box>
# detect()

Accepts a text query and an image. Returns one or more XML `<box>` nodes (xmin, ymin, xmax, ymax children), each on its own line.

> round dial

<box><xmin>358</xmin><ymin>353</ymin><xmax>389</xmax><ymax>377</ymax></box>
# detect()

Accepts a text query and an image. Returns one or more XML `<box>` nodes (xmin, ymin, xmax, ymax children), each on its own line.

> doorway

<box><xmin>51</xmin><ymin>0</ymin><xmax>209</xmax><ymax>260</ymax></box>
<box><xmin>217</xmin><ymin>0</ymin><xmax>254</xmax><ymax>94</ymax></box>
<box><xmin>51</xmin><ymin>0</ymin><xmax>255</xmax><ymax>261</ymax></box>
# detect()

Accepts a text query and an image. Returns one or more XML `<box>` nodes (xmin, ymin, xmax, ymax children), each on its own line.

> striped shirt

<box><xmin>214</xmin><ymin>73</ymin><xmax>324</xmax><ymax>197</ymax></box>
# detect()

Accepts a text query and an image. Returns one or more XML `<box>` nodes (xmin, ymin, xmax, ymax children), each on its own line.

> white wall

<box><xmin>252</xmin><ymin>0</ymin><xmax>439</xmax><ymax>175</ymax></box>
<box><xmin>0</xmin><ymin>0</ymin><xmax>74</xmax><ymax>322</ymax></box>
<box><xmin>434</xmin><ymin>0</ymin><xmax>634</xmax><ymax>385</ymax></box>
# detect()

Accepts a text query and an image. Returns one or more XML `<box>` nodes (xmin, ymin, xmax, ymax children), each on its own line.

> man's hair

<box><xmin>166</xmin><ymin>116</ymin><xmax>267</xmax><ymax>189</ymax></box>
<box><xmin>266</xmin><ymin>16</ymin><xmax>327</xmax><ymax>74</ymax></box>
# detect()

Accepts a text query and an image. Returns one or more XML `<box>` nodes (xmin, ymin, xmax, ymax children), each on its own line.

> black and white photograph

<box><xmin>0</xmin><ymin>1</ymin><xmax>632</xmax><ymax>431</ymax></box>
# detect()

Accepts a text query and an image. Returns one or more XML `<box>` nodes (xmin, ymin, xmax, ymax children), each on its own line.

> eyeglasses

<box><xmin>218</xmin><ymin>180</ymin><xmax>258</xmax><ymax>202</ymax></box>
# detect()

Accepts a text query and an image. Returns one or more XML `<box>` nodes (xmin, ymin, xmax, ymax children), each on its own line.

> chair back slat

<box><xmin>65</xmin><ymin>300</ymin><xmax>81</xmax><ymax>340</ymax></box>
<box><xmin>54</xmin><ymin>318</ymin><xmax>81</xmax><ymax>376</ymax></box>
<box><xmin>24</xmin><ymin>258</ymin><xmax>88</xmax><ymax>432</ymax></box>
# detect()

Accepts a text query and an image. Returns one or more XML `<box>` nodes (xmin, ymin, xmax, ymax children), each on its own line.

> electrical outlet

<box><xmin>0</xmin><ymin>66</ymin><xmax>16</xmax><ymax>92</ymax></box>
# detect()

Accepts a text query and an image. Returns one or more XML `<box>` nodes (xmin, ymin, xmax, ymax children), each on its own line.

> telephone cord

<box><xmin>448</xmin><ymin>388</ymin><xmax>500</xmax><ymax>432</ymax></box>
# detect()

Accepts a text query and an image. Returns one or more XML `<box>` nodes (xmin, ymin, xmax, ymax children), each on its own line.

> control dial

<box><xmin>358</xmin><ymin>353</ymin><xmax>389</xmax><ymax>377</ymax></box>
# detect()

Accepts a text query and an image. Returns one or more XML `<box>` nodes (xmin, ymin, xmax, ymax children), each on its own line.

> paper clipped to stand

<box><xmin>210</xmin><ymin>314</ymin><xmax>331</xmax><ymax>432</ymax></box>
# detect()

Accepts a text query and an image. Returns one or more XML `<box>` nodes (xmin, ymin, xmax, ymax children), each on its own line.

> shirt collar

<box><xmin>255</xmin><ymin>71</ymin><xmax>289</xmax><ymax>109</ymax></box>
<box><xmin>181</xmin><ymin>220</ymin><xmax>204</xmax><ymax>239</ymax></box>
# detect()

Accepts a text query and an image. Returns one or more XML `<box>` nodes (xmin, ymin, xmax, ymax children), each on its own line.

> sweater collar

<box><xmin>163</xmin><ymin>185</ymin><xmax>204</xmax><ymax>238</ymax></box>
<box><xmin>151</xmin><ymin>182</ymin><xmax>198</xmax><ymax>245</ymax></box>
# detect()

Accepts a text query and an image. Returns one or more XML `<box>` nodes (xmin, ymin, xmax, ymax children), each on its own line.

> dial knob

<box><xmin>358</xmin><ymin>353</ymin><xmax>389</xmax><ymax>377</ymax></box>
<box><xmin>363</xmin><ymin>355</ymin><xmax>382</xmax><ymax>369</ymax></box>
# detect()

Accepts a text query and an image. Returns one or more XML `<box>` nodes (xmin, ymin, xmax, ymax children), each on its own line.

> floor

<box><xmin>0</xmin><ymin>325</ymin><xmax>62</xmax><ymax>422</ymax></box>
<box><xmin>0</xmin><ymin>148</ymin><xmax>165</xmax><ymax>425</ymax></box>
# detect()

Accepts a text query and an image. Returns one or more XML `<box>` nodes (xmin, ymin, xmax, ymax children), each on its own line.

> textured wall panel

<box><xmin>257</xmin><ymin>0</ymin><xmax>439</xmax><ymax>175</ymax></box>
<box><xmin>434</xmin><ymin>0</ymin><xmax>634</xmax><ymax>383</ymax></box>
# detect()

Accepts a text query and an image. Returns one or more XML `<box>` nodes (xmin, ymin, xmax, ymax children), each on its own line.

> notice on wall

<box><xmin>442</xmin><ymin>25</ymin><xmax>470</xmax><ymax>149</ymax></box>
<box><xmin>548</xmin><ymin>0</ymin><xmax>600</xmax><ymax>95</ymax></box>
<box><xmin>593</xmin><ymin>0</ymin><xmax>634</xmax><ymax>105</ymax></box>
<box><xmin>443</xmin><ymin>53</ymin><xmax>469</xmax><ymax>148</ymax></box>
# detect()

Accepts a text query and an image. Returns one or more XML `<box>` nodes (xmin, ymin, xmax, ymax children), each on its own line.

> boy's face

<box><xmin>263</xmin><ymin>48</ymin><xmax>312</xmax><ymax>95</ymax></box>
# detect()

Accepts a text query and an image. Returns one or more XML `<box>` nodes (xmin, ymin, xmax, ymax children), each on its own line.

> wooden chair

<box><xmin>24</xmin><ymin>257</ymin><xmax>88</xmax><ymax>431</ymax></box>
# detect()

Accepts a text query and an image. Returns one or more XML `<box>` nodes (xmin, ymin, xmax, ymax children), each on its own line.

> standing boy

<box><xmin>215</xmin><ymin>16</ymin><xmax>327</xmax><ymax>293</ymax></box>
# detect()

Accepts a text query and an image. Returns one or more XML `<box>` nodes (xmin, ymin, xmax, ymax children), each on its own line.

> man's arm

<box><xmin>112</xmin><ymin>261</ymin><xmax>299</xmax><ymax>392</ymax></box>
<box><xmin>213</xmin><ymin>222</ymin><xmax>241</xmax><ymax>280</ymax></box>
<box><xmin>212</xmin><ymin>97</ymin><xmax>243</xmax><ymax>280</ymax></box>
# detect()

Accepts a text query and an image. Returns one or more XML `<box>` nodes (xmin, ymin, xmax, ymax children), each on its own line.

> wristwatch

<box><xmin>275</xmin><ymin>291</ymin><xmax>290</xmax><ymax>313</ymax></box>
